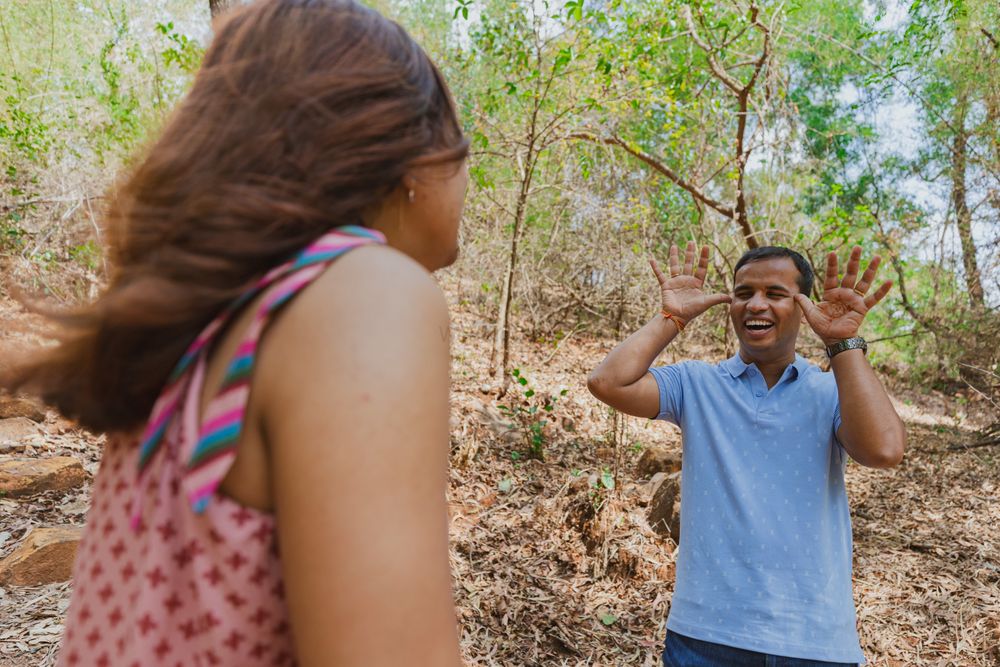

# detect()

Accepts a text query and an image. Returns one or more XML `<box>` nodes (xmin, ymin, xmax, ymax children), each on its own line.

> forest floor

<box><xmin>0</xmin><ymin>277</ymin><xmax>997</xmax><ymax>667</ymax></box>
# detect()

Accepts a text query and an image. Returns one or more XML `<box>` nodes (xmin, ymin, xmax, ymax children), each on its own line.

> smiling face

<box><xmin>730</xmin><ymin>257</ymin><xmax>805</xmax><ymax>364</ymax></box>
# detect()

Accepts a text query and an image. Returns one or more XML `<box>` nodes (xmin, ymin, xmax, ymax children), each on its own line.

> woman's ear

<box><xmin>400</xmin><ymin>173</ymin><xmax>418</xmax><ymax>200</ymax></box>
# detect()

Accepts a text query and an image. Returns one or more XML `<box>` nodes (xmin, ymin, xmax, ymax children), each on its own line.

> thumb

<box><xmin>793</xmin><ymin>293</ymin><xmax>816</xmax><ymax>318</ymax></box>
<box><xmin>704</xmin><ymin>293</ymin><xmax>732</xmax><ymax>308</ymax></box>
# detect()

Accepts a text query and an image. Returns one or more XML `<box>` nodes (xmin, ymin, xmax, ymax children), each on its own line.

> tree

<box><xmin>893</xmin><ymin>0</ymin><xmax>998</xmax><ymax>308</ymax></box>
<box><xmin>570</xmin><ymin>0</ymin><xmax>780</xmax><ymax>250</ymax></box>
<box><xmin>452</xmin><ymin>0</ymin><xmax>609</xmax><ymax>388</ymax></box>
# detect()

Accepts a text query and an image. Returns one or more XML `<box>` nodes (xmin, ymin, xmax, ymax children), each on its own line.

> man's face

<box><xmin>729</xmin><ymin>257</ymin><xmax>803</xmax><ymax>361</ymax></box>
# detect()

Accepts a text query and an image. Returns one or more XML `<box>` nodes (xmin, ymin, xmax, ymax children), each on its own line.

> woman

<box><xmin>4</xmin><ymin>1</ymin><xmax>468</xmax><ymax>665</ymax></box>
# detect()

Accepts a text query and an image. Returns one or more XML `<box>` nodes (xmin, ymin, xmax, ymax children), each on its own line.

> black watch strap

<box><xmin>825</xmin><ymin>336</ymin><xmax>867</xmax><ymax>358</ymax></box>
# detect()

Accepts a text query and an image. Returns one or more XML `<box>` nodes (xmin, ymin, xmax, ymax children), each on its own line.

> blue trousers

<box><xmin>662</xmin><ymin>630</ymin><xmax>858</xmax><ymax>667</ymax></box>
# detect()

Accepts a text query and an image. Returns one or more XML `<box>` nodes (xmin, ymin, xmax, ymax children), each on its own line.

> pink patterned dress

<box><xmin>58</xmin><ymin>227</ymin><xmax>385</xmax><ymax>667</ymax></box>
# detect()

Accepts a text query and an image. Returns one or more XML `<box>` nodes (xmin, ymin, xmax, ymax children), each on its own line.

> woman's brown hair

<box><xmin>2</xmin><ymin>0</ymin><xmax>469</xmax><ymax>433</ymax></box>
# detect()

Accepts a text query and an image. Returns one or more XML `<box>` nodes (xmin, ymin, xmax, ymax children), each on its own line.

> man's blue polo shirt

<box><xmin>649</xmin><ymin>354</ymin><xmax>865</xmax><ymax>664</ymax></box>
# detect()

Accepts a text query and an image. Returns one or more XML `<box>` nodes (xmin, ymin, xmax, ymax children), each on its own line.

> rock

<box><xmin>0</xmin><ymin>418</ymin><xmax>40</xmax><ymax>445</ymax></box>
<box><xmin>0</xmin><ymin>526</ymin><xmax>84</xmax><ymax>586</ymax></box>
<box><xmin>0</xmin><ymin>456</ymin><xmax>87</xmax><ymax>497</ymax></box>
<box><xmin>638</xmin><ymin>472</ymin><xmax>668</xmax><ymax>507</ymax></box>
<box><xmin>0</xmin><ymin>397</ymin><xmax>46</xmax><ymax>423</ymax></box>
<box><xmin>647</xmin><ymin>476</ymin><xmax>680</xmax><ymax>542</ymax></box>
<box><xmin>636</xmin><ymin>448</ymin><xmax>682</xmax><ymax>479</ymax></box>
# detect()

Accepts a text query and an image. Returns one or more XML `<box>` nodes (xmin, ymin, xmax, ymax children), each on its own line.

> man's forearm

<box><xmin>588</xmin><ymin>314</ymin><xmax>678</xmax><ymax>393</ymax></box>
<box><xmin>831</xmin><ymin>349</ymin><xmax>906</xmax><ymax>468</ymax></box>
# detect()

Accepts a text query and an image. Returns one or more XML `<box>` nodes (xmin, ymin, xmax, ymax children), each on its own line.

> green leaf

<box><xmin>524</xmin><ymin>389</ymin><xmax>535</xmax><ymax>398</ymax></box>
<box><xmin>518</xmin><ymin>377</ymin><xmax>528</xmax><ymax>386</ymax></box>
<box><xmin>600</xmin><ymin>613</ymin><xmax>617</xmax><ymax>626</ymax></box>
<box><xmin>600</xmin><ymin>470</ymin><xmax>615</xmax><ymax>490</ymax></box>
<box><xmin>499</xmin><ymin>478</ymin><xmax>513</xmax><ymax>493</ymax></box>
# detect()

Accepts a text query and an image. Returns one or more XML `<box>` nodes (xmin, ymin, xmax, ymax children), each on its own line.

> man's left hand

<box><xmin>794</xmin><ymin>246</ymin><xmax>893</xmax><ymax>346</ymax></box>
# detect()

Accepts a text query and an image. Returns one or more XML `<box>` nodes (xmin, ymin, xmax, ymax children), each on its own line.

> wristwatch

<box><xmin>825</xmin><ymin>336</ymin><xmax>867</xmax><ymax>359</ymax></box>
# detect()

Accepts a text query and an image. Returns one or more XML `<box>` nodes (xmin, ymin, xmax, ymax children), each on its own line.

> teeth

<box><xmin>746</xmin><ymin>319</ymin><xmax>772</xmax><ymax>327</ymax></box>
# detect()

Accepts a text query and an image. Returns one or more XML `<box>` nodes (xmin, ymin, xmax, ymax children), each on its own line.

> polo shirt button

<box><xmin>755</xmin><ymin>391</ymin><xmax>763</xmax><ymax>397</ymax></box>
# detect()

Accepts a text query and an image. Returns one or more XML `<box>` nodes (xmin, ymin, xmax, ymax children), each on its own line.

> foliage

<box><xmin>0</xmin><ymin>0</ymin><xmax>995</xmax><ymax>386</ymax></box>
<box><xmin>0</xmin><ymin>0</ymin><xmax>206</xmax><ymax>289</ymax></box>
<box><xmin>497</xmin><ymin>368</ymin><xmax>568</xmax><ymax>460</ymax></box>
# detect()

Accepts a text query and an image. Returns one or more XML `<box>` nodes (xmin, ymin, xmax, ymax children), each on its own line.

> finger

<box><xmin>668</xmin><ymin>244</ymin><xmax>681</xmax><ymax>277</ymax></box>
<box><xmin>864</xmin><ymin>280</ymin><xmax>893</xmax><ymax>310</ymax></box>
<box><xmin>683</xmin><ymin>241</ymin><xmax>696</xmax><ymax>276</ymax></box>
<box><xmin>824</xmin><ymin>252</ymin><xmax>839</xmax><ymax>292</ymax></box>
<box><xmin>840</xmin><ymin>246</ymin><xmax>862</xmax><ymax>289</ymax></box>
<box><xmin>649</xmin><ymin>258</ymin><xmax>668</xmax><ymax>285</ymax></box>
<box><xmin>853</xmin><ymin>255</ymin><xmax>881</xmax><ymax>294</ymax></box>
<box><xmin>704</xmin><ymin>292</ymin><xmax>732</xmax><ymax>308</ymax></box>
<box><xmin>794</xmin><ymin>293</ymin><xmax>819</xmax><ymax>320</ymax></box>
<box><xmin>694</xmin><ymin>246</ymin><xmax>710</xmax><ymax>283</ymax></box>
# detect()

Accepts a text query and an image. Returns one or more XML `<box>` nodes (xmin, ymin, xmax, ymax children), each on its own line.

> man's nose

<box><xmin>747</xmin><ymin>293</ymin><xmax>768</xmax><ymax>311</ymax></box>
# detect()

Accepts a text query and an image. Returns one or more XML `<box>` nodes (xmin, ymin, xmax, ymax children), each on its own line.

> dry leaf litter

<box><xmin>0</xmin><ymin>277</ymin><xmax>996</xmax><ymax>667</ymax></box>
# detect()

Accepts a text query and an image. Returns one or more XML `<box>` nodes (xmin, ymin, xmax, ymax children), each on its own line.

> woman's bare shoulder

<box><xmin>254</xmin><ymin>242</ymin><xmax>450</xmax><ymax>403</ymax></box>
<box><xmin>307</xmin><ymin>243</ymin><xmax>447</xmax><ymax>321</ymax></box>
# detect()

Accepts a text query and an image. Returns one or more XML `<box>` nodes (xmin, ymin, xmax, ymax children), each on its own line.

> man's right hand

<box><xmin>650</xmin><ymin>242</ymin><xmax>732</xmax><ymax>325</ymax></box>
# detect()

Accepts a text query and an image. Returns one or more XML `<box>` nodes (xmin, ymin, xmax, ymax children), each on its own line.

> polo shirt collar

<box><xmin>723</xmin><ymin>353</ymin><xmax>810</xmax><ymax>380</ymax></box>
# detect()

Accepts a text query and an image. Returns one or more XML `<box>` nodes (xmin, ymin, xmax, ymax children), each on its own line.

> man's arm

<box><xmin>587</xmin><ymin>315</ymin><xmax>680</xmax><ymax>419</ymax></box>
<box><xmin>795</xmin><ymin>246</ymin><xmax>906</xmax><ymax>469</ymax></box>
<box><xmin>588</xmin><ymin>243</ymin><xmax>731</xmax><ymax>419</ymax></box>
<box><xmin>831</xmin><ymin>349</ymin><xmax>905</xmax><ymax>468</ymax></box>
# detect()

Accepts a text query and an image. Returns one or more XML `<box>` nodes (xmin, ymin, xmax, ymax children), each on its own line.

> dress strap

<box><xmin>131</xmin><ymin>225</ymin><xmax>385</xmax><ymax>522</ymax></box>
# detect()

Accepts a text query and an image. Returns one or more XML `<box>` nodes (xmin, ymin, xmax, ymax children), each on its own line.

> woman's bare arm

<box><xmin>257</xmin><ymin>245</ymin><xmax>462</xmax><ymax>667</ymax></box>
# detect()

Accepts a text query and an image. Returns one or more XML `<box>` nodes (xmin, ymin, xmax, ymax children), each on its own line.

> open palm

<box><xmin>650</xmin><ymin>242</ymin><xmax>731</xmax><ymax>324</ymax></box>
<box><xmin>794</xmin><ymin>246</ymin><xmax>893</xmax><ymax>346</ymax></box>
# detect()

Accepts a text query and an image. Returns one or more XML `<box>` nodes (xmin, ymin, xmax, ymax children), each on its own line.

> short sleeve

<box><xmin>832</xmin><ymin>391</ymin><xmax>847</xmax><ymax>466</ymax></box>
<box><xmin>647</xmin><ymin>363</ymin><xmax>686</xmax><ymax>425</ymax></box>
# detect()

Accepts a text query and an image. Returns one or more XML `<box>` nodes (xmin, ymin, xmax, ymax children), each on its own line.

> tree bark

<box><xmin>491</xmin><ymin>144</ymin><xmax>536</xmax><ymax>390</ymax></box>
<box><xmin>950</xmin><ymin>96</ymin><xmax>985</xmax><ymax>307</ymax></box>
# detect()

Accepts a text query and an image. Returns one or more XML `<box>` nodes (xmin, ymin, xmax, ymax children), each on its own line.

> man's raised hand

<box><xmin>793</xmin><ymin>246</ymin><xmax>893</xmax><ymax>346</ymax></box>
<box><xmin>649</xmin><ymin>242</ymin><xmax>732</xmax><ymax>326</ymax></box>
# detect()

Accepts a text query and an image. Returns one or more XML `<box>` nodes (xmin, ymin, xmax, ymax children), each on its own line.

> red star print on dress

<box><xmin>57</xmin><ymin>228</ymin><xmax>386</xmax><ymax>666</ymax></box>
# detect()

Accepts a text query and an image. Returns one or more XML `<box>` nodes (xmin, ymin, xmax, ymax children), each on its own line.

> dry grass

<box><xmin>0</xmin><ymin>275</ymin><xmax>996</xmax><ymax>666</ymax></box>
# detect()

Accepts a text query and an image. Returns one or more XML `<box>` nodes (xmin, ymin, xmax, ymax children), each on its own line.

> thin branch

<box><xmin>1</xmin><ymin>194</ymin><xmax>104</xmax><ymax>213</ymax></box>
<box><xmin>682</xmin><ymin>6</ymin><xmax>744</xmax><ymax>95</ymax></box>
<box><xmin>980</xmin><ymin>27</ymin><xmax>998</xmax><ymax>50</ymax></box>
<box><xmin>566</xmin><ymin>131</ymin><xmax>736</xmax><ymax>219</ymax></box>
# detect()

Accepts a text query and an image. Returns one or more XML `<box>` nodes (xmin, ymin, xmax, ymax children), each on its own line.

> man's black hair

<box><xmin>733</xmin><ymin>246</ymin><xmax>814</xmax><ymax>295</ymax></box>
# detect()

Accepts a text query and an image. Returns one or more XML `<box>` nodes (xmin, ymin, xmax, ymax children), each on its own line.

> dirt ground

<box><xmin>0</xmin><ymin>282</ymin><xmax>997</xmax><ymax>666</ymax></box>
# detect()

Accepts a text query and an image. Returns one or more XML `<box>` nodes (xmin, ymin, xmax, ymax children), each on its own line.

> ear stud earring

<box><xmin>407</xmin><ymin>189</ymin><xmax>415</xmax><ymax>203</ymax></box>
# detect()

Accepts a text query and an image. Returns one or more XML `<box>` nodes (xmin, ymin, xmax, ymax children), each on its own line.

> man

<box><xmin>587</xmin><ymin>242</ymin><xmax>905</xmax><ymax>666</ymax></box>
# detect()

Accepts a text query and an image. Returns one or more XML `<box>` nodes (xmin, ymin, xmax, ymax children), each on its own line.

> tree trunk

<box><xmin>491</xmin><ymin>149</ymin><xmax>534</xmax><ymax>389</ymax></box>
<box><xmin>209</xmin><ymin>0</ymin><xmax>233</xmax><ymax>19</ymax></box>
<box><xmin>950</xmin><ymin>96</ymin><xmax>985</xmax><ymax>307</ymax></box>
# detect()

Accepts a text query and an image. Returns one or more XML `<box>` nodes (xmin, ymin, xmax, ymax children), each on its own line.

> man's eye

<box><xmin>768</xmin><ymin>292</ymin><xmax>786</xmax><ymax>299</ymax></box>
